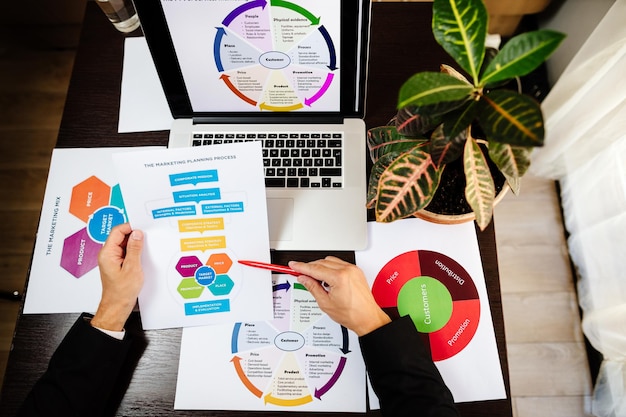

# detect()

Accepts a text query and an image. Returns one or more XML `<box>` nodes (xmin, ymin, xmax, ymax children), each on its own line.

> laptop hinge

<box><xmin>192</xmin><ymin>116</ymin><xmax>345</xmax><ymax>125</ymax></box>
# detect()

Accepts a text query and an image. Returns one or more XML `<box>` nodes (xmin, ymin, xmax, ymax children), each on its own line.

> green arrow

<box><xmin>271</xmin><ymin>0</ymin><xmax>320</xmax><ymax>24</ymax></box>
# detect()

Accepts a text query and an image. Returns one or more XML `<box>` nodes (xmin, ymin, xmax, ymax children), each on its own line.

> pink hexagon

<box><xmin>176</xmin><ymin>256</ymin><xmax>203</xmax><ymax>277</ymax></box>
<box><xmin>60</xmin><ymin>228</ymin><xmax>103</xmax><ymax>278</ymax></box>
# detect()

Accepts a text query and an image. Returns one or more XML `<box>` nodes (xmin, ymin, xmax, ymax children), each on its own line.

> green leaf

<box><xmin>398</xmin><ymin>72</ymin><xmax>474</xmax><ymax>109</ymax></box>
<box><xmin>367</xmin><ymin>126</ymin><xmax>426</xmax><ymax>162</ymax></box>
<box><xmin>488</xmin><ymin>142</ymin><xmax>531</xmax><ymax>195</ymax></box>
<box><xmin>463</xmin><ymin>137</ymin><xmax>494</xmax><ymax>230</ymax></box>
<box><xmin>429</xmin><ymin>124</ymin><xmax>466</xmax><ymax>166</ymax></box>
<box><xmin>478</xmin><ymin>89</ymin><xmax>544</xmax><ymax>146</ymax></box>
<box><xmin>375</xmin><ymin>149</ymin><xmax>443</xmax><ymax>222</ymax></box>
<box><xmin>441</xmin><ymin>100</ymin><xmax>479</xmax><ymax>139</ymax></box>
<box><xmin>481</xmin><ymin>30</ymin><xmax>566</xmax><ymax>86</ymax></box>
<box><xmin>433</xmin><ymin>0</ymin><xmax>487</xmax><ymax>85</ymax></box>
<box><xmin>395</xmin><ymin>99</ymin><xmax>470</xmax><ymax>137</ymax></box>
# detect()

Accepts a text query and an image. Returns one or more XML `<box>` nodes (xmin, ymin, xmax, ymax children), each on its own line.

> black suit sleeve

<box><xmin>359</xmin><ymin>315</ymin><xmax>460</xmax><ymax>417</ymax></box>
<box><xmin>18</xmin><ymin>313</ymin><xmax>133</xmax><ymax>417</ymax></box>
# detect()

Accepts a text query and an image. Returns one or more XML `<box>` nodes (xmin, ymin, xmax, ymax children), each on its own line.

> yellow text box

<box><xmin>180</xmin><ymin>236</ymin><xmax>226</xmax><ymax>252</ymax></box>
<box><xmin>178</xmin><ymin>218</ymin><xmax>225</xmax><ymax>233</ymax></box>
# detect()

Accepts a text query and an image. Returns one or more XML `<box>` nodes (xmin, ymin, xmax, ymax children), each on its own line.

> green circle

<box><xmin>397</xmin><ymin>276</ymin><xmax>453</xmax><ymax>333</ymax></box>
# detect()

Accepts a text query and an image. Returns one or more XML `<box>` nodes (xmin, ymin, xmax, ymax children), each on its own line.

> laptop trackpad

<box><xmin>267</xmin><ymin>198</ymin><xmax>294</xmax><ymax>242</ymax></box>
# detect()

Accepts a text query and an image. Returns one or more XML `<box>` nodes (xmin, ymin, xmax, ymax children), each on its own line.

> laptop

<box><xmin>134</xmin><ymin>0</ymin><xmax>371</xmax><ymax>250</ymax></box>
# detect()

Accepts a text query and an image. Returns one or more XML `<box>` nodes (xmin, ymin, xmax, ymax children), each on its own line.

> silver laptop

<box><xmin>134</xmin><ymin>0</ymin><xmax>371</xmax><ymax>250</ymax></box>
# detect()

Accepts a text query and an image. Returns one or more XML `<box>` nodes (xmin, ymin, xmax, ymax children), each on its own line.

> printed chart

<box><xmin>214</xmin><ymin>0</ymin><xmax>338</xmax><ymax>110</ymax></box>
<box><xmin>231</xmin><ymin>279</ymin><xmax>351</xmax><ymax>406</ymax></box>
<box><xmin>61</xmin><ymin>176</ymin><xmax>126</xmax><ymax>278</ymax></box>
<box><xmin>154</xmin><ymin>169</ymin><xmax>248</xmax><ymax>317</ymax></box>
<box><xmin>175</xmin><ymin>275</ymin><xmax>366</xmax><ymax>412</ymax></box>
<box><xmin>24</xmin><ymin>147</ymin><xmax>159</xmax><ymax>314</ymax></box>
<box><xmin>371</xmin><ymin>250</ymin><xmax>480</xmax><ymax>361</ymax></box>
<box><xmin>355</xmin><ymin>219</ymin><xmax>507</xmax><ymax>403</ymax></box>
<box><xmin>113</xmin><ymin>143</ymin><xmax>273</xmax><ymax>329</ymax></box>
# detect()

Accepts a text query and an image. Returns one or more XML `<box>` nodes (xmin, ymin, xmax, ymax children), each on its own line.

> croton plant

<box><xmin>367</xmin><ymin>0</ymin><xmax>565</xmax><ymax>230</ymax></box>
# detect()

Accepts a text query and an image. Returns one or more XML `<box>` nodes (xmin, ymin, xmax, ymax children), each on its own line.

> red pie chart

<box><xmin>371</xmin><ymin>250</ymin><xmax>480</xmax><ymax>361</ymax></box>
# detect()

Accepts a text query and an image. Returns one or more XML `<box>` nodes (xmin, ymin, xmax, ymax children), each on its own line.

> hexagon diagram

<box><xmin>61</xmin><ymin>176</ymin><xmax>127</xmax><ymax>278</ymax></box>
<box><xmin>69</xmin><ymin>176</ymin><xmax>111</xmax><ymax>223</ymax></box>
<box><xmin>175</xmin><ymin>252</ymin><xmax>236</xmax><ymax>299</ymax></box>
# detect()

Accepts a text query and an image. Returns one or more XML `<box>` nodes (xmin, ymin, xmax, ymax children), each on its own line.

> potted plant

<box><xmin>367</xmin><ymin>0</ymin><xmax>565</xmax><ymax>230</ymax></box>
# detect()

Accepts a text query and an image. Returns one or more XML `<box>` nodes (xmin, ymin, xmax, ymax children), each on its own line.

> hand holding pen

<box><xmin>238</xmin><ymin>260</ymin><xmax>330</xmax><ymax>291</ymax></box>
<box><xmin>288</xmin><ymin>257</ymin><xmax>391</xmax><ymax>337</ymax></box>
<box><xmin>239</xmin><ymin>256</ymin><xmax>390</xmax><ymax>336</ymax></box>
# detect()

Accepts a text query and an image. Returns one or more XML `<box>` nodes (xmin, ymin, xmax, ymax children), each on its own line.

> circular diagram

<box><xmin>229</xmin><ymin>279</ymin><xmax>352</xmax><ymax>406</ymax></box>
<box><xmin>371</xmin><ymin>250</ymin><xmax>481</xmax><ymax>361</ymax></box>
<box><xmin>214</xmin><ymin>1</ymin><xmax>337</xmax><ymax>110</ymax></box>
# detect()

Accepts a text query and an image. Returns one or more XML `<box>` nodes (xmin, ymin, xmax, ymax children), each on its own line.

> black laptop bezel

<box><xmin>133</xmin><ymin>0</ymin><xmax>371</xmax><ymax>122</ymax></box>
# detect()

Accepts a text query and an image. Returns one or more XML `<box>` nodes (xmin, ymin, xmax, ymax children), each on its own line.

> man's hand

<box><xmin>289</xmin><ymin>257</ymin><xmax>391</xmax><ymax>336</ymax></box>
<box><xmin>91</xmin><ymin>223</ymin><xmax>144</xmax><ymax>332</ymax></box>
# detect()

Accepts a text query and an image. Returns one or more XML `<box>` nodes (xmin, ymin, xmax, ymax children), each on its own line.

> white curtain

<box><xmin>531</xmin><ymin>1</ymin><xmax>626</xmax><ymax>416</ymax></box>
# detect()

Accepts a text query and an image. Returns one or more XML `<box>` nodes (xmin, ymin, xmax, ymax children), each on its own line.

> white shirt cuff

<box><xmin>84</xmin><ymin>316</ymin><xmax>125</xmax><ymax>340</ymax></box>
<box><xmin>94</xmin><ymin>326</ymin><xmax>126</xmax><ymax>340</ymax></box>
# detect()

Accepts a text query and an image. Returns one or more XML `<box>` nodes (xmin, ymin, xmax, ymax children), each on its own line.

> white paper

<box><xmin>24</xmin><ymin>147</ymin><xmax>164</xmax><ymax>314</ymax></box>
<box><xmin>355</xmin><ymin>218</ymin><xmax>507</xmax><ymax>404</ymax></box>
<box><xmin>112</xmin><ymin>143</ymin><xmax>273</xmax><ymax>329</ymax></box>
<box><xmin>118</xmin><ymin>37</ymin><xmax>173</xmax><ymax>133</ymax></box>
<box><xmin>175</xmin><ymin>274</ymin><xmax>366</xmax><ymax>412</ymax></box>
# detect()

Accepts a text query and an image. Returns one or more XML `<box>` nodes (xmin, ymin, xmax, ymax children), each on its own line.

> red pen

<box><xmin>238</xmin><ymin>260</ymin><xmax>330</xmax><ymax>291</ymax></box>
<box><xmin>238</xmin><ymin>260</ymin><xmax>300</xmax><ymax>276</ymax></box>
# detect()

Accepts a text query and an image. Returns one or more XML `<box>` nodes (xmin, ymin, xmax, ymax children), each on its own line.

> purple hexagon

<box><xmin>60</xmin><ymin>228</ymin><xmax>103</xmax><ymax>278</ymax></box>
<box><xmin>176</xmin><ymin>256</ymin><xmax>203</xmax><ymax>277</ymax></box>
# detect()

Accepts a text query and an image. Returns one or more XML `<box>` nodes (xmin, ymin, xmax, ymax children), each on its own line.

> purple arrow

<box><xmin>314</xmin><ymin>356</ymin><xmax>347</xmax><ymax>400</ymax></box>
<box><xmin>222</xmin><ymin>0</ymin><xmax>267</xmax><ymax>26</ymax></box>
<box><xmin>304</xmin><ymin>73</ymin><xmax>334</xmax><ymax>107</ymax></box>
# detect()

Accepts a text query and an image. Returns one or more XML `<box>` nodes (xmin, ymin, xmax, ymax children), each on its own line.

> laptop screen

<box><xmin>134</xmin><ymin>0</ymin><xmax>370</xmax><ymax>120</ymax></box>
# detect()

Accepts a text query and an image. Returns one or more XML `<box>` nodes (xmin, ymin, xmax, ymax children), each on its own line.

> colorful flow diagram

<box><xmin>156</xmin><ymin>169</ymin><xmax>248</xmax><ymax>316</ymax></box>
<box><xmin>371</xmin><ymin>250</ymin><xmax>481</xmax><ymax>361</ymax></box>
<box><xmin>214</xmin><ymin>0</ymin><xmax>337</xmax><ymax>111</ymax></box>
<box><xmin>62</xmin><ymin>175</ymin><xmax>126</xmax><ymax>278</ymax></box>
<box><xmin>229</xmin><ymin>277</ymin><xmax>353</xmax><ymax>407</ymax></box>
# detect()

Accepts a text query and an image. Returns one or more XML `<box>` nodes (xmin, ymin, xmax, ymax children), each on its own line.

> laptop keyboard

<box><xmin>192</xmin><ymin>132</ymin><xmax>343</xmax><ymax>188</ymax></box>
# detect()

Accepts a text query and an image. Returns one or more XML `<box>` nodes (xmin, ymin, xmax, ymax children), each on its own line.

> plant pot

<box><xmin>414</xmin><ymin>144</ymin><xmax>509</xmax><ymax>226</ymax></box>
<box><xmin>483</xmin><ymin>0</ymin><xmax>552</xmax><ymax>36</ymax></box>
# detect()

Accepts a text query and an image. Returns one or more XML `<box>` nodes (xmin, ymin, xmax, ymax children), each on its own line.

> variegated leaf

<box><xmin>464</xmin><ymin>137</ymin><xmax>494</xmax><ymax>230</ymax></box>
<box><xmin>479</xmin><ymin>89</ymin><xmax>544</xmax><ymax>146</ymax></box>
<box><xmin>367</xmin><ymin>126</ymin><xmax>425</xmax><ymax>162</ymax></box>
<box><xmin>367</xmin><ymin>152</ymin><xmax>406</xmax><ymax>207</ymax></box>
<box><xmin>429</xmin><ymin>124</ymin><xmax>465</xmax><ymax>166</ymax></box>
<box><xmin>432</xmin><ymin>0</ymin><xmax>487</xmax><ymax>85</ymax></box>
<box><xmin>395</xmin><ymin>106</ymin><xmax>441</xmax><ymax>137</ymax></box>
<box><xmin>376</xmin><ymin>150</ymin><xmax>443</xmax><ymax>222</ymax></box>
<box><xmin>398</xmin><ymin>72</ymin><xmax>474</xmax><ymax>109</ymax></box>
<box><xmin>488</xmin><ymin>141</ymin><xmax>531</xmax><ymax>195</ymax></box>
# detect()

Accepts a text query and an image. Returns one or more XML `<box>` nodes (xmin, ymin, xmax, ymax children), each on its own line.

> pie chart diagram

<box><xmin>213</xmin><ymin>1</ymin><xmax>338</xmax><ymax>111</ymax></box>
<box><xmin>371</xmin><ymin>250</ymin><xmax>480</xmax><ymax>361</ymax></box>
<box><xmin>228</xmin><ymin>279</ymin><xmax>354</xmax><ymax>407</ymax></box>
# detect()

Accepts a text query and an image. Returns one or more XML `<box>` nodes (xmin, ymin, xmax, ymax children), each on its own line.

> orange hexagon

<box><xmin>70</xmin><ymin>176</ymin><xmax>111</xmax><ymax>223</ymax></box>
<box><xmin>206</xmin><ymin>253</ymin><xmax>232</xmax><ymax>274</ymax></box>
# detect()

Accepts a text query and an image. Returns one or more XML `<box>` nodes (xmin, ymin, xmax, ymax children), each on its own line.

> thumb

<box><xmin>123</xmin><ymin>230</ymin><xmax>144</xmax><ymax>269</ymax></box>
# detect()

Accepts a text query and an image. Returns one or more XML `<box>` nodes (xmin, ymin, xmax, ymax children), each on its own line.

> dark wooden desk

<box><xmin>0</xmin><ymin>2</ymin><xmax>512</xmax><ymax>416</ymax></box>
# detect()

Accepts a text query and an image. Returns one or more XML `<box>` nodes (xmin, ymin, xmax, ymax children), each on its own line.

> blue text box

<box><xmin>170</xmin><ymin>170</ymin><xmax>219</xmax><ymax>186</ymax></box>
<box><xmin>202</xmin><ymin>202</ymin><xmax>244</xmax><ymax>214</ymax></box>
<box><xmin>173</xmin><ymin>188</ymin><xmax>221</xmax><ymax>204</ymax></box>
<box><xmin>152</xmin><ymin>205</ymin><xmax>196</xmax><ymax>219</ymax></box>
<box><xmin>184</xmin><ymin>299</ymin><xmax>231</xmax><ymax>316</ymax></box>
